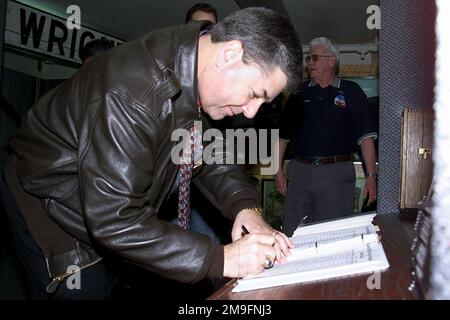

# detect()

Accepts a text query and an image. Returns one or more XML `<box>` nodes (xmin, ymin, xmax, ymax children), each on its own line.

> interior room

<box><xmin>0</xmin><ymin>0</ymin><xmax>448</xmax><ymax>303</ymax></box>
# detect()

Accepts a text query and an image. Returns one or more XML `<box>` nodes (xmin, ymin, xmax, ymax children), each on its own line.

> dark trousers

<box><xmin>283</xmin><ymin>160</ymin><xmax>355</xmax><ymax>236</ymax></box>
<box><xmin>0</xmin><ymin>176</ymin><xmax>117</xmax><ymax>299</ymax></box>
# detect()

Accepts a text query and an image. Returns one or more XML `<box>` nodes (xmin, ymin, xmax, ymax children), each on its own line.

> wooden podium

<box><xmin>399</xmin><ymin>108</ymin><xmax>434</xmax><ymax>213</ymax></box>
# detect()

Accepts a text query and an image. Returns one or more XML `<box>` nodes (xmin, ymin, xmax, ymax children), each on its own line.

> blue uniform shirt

<box><xmin>280</xmin><ymin>78</ymin><xmax>377</xmax><ymax>158</ymax></box>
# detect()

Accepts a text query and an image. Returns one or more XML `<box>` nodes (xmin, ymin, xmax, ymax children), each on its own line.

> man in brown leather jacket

<box><xmin>0</xmin><ymin>8</ymin><xmax>302</xmax><ymax>299</ymax></box>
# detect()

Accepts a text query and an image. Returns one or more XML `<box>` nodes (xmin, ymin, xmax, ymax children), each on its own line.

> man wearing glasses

<box><xmin>276</xmin><ymin>37</ymin><xmax>378</xmax><ymax>236</ymax></box>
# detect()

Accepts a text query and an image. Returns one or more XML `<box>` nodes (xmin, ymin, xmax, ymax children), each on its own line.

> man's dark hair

<box><xmin>185</xmin><ymin>2</ymin><xmax>218</xmax><ymax>23</ymax></box>
<box><xmin>79</xmin><ymin>38</ymin><xmax>115</xmax><ymax>63</ymax></box>
<box><xmin>210</xmin><ymin>7</ymin><xmax>302</xmax><ymax>93</ymax></box>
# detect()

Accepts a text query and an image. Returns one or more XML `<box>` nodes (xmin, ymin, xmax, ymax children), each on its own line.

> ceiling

<box><xmin>16</xmin><ymin>0</ymin><xmax>379</xmax><ymax>45</ymax></box>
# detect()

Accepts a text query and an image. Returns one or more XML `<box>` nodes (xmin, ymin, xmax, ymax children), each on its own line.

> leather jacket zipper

<box><xmin>46</xmin><ymin>257</ymin><xmax>102</xmax><ymax>294</ymax></box>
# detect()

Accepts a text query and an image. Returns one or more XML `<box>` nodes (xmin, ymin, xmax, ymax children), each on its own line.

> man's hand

<box><xmin>363</xmin><ymin>176</ymin><xmax>377</xmax><ymax>206</ymax></box>
<box><xmin>231</xmin><ymin>209</ymin><xmax>293</xmax><ymax>265</ymax></box>
<box><xmin>223</xmin><ymin>233</ymin><xmax>278</xmax><ymax>278</ymax></box>
<box><xmin>360</xmin><ymin>137</ymin><xmax>377</xmax><ymax>207</ymax></box>
<box><xmin>274</xmin><ymin>171</ymin><xmax>287</xmax><ymax>196</ymax></box>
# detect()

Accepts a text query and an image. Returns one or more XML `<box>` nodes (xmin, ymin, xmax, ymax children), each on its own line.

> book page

<box><xmin>292</xmin><ymin>213</ymin><xmax>377</xmax><ymax>237</ymax></box>
<box><xmin>291</xmin><ymin>224</ymin><xmax>376</xmax><ymax>249</ymax></box>
<box><xmin>289</xmin><ymin>233</ymin><xmax>379</xmax><ymax>261</ymax></box>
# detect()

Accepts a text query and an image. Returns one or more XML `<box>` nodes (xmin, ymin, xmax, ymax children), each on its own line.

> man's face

<box><xmin>198</xmin><ymin>60</ymin><xmax>287</xmax><ymax>120</ymax></box>
<box><xmin>307</xmin><ymin>45</ymin><xmax>336</xmax><ymax>82</ymax></box>
<box><xmin>191</xmin><ymin>10</ymin><xmax>216</xmax><ymax>24</ymax></box>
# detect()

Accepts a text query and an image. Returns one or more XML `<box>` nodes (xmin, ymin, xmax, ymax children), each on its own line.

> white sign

<box><xmin>5</xmin><ymin>1</ymin><xmax>124</xmax><ymax>64</ymax></box>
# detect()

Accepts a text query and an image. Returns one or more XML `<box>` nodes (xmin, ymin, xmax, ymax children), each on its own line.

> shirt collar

<box><xmin>309</xmin><ymin>77</ymin><xmax>341</xmax><ymax>88</ymax></box>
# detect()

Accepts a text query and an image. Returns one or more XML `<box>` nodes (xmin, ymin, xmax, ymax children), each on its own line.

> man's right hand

<box><xmin>223</xmin><ymin>233</ymin><xmax>277</xmax><ymax>278</ymax></box>
<box><xmin>274</xmin><ymin>171</ymin><xmax>287</xmax><ymax>196</ymax></box>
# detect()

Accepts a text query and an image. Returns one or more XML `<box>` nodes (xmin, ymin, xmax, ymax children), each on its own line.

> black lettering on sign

<box><xmin>20</xmin><ymin>8</ymin><xmax>45</xmax><ymax>48</ymax></box>
<box><xmin>78</xmin><ymin>31</ymin><xmax>95</xmax><ymax>60</ymax></box>
<box><xmin>70</xmin><ymin>28</ymin><xmax>78</xmax><ymax>59</ymax></box>
<box><xmin>48</xmin><ymin>19</ymin><xmax>68</xmax><ymax>56</ymax></box>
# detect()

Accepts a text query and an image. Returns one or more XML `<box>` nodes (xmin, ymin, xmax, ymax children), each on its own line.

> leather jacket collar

<box><xmin>173</xmin><ymin>21</ymin><xmax>213</xmax><ymax>128</ymax></box>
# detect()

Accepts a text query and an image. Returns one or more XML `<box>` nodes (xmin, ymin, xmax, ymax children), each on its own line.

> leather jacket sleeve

<box><xmin>78</xmin><ymin>91</ymin><xmax>221</xmax><ymax>283</ymax></box>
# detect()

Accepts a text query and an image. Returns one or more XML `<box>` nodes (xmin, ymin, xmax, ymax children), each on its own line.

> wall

<box><xmin>378</xmin><ymin>0</ymin><xmax>436</xmax><ymax>214</ymax></box>
<box><xmin>0</xmin><ymin>0</ymin><xmax>6</xmax><ymax>84</ymax></box>
<box><xmin>3</xmin><ymin>50</ymin><xmax>78</xmax><ymax>80</ymax></box>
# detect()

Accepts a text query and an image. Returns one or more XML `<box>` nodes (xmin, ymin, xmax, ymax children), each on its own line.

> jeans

<box><xmin>0</xmin><ymin>176</ymin><xmax>117</xmax><ymax>300</ymax></box>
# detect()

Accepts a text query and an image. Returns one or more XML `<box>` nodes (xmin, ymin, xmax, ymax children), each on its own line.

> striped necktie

<box><xmin>178</xmin><ymin>118</ymin><xmax>202</xmax><ymax>230</ymax></box>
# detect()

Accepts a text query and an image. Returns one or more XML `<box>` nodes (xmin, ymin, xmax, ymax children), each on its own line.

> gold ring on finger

<box><xmin>262</xmin><ymin>255</ymin><xmax>274</xmax><ymax>269</ymax></box>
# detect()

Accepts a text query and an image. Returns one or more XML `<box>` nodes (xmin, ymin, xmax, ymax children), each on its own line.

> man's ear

<box><xmin>216</xmin><ymin>40</ymin><xmax>244</xmax><ymax>68</ymax></box>
<box><xmin>330</xmin><ymin>55</ymin><xmax>337</xmax><ymax>69</ymax></box>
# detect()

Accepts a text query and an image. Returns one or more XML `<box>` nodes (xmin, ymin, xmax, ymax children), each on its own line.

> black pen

<box><xmin>242</xmin><ymin>225</ymin><xmax>250</xmax><ymax>235</ymax></box>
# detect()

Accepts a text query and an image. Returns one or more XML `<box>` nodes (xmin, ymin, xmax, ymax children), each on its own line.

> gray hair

<box><xmin>308</xmin><ymin>37</ymin><xmax>339</xmax><ymax>68</ymax></box>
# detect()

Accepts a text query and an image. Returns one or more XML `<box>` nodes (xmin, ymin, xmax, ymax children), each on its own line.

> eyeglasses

<box><xmin>305</xmin><ymin>54</ymin><xmax>334</xmax><ymax>63</ymax></box>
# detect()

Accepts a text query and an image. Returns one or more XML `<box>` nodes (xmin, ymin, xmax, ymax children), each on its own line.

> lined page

<box><xmin>292</xmin><ymin>213</ymin><xmax>376</xmax><ymax>237</ymax></box>
<box><xmin>288</xmin><ymin>233</ymin><xmax>379</xmax><ymax>261</ymax></box>
<box><xmin>291</xmin><ymin>224</ymin><xmax>376</xmax><ymax>249</ymax></box>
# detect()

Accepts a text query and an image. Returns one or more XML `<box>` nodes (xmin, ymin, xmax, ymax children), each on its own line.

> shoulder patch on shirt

<box><xmin>334</xmin><ymin>94</ymin><xmax>347</xmax><ymax>108</ymax></box>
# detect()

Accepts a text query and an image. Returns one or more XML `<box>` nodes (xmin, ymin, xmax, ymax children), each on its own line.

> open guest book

<box><xmin>232</xmin><ymin>213</ymin><xmax>390</xmax><ymax>292</ymax></box>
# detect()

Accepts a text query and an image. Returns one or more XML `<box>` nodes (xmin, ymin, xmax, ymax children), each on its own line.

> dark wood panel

<box><xmin>400</xmin><ymin>108</ymin><xmax>434</xmax><ymax>209</ymax></box>
<box><xmin>209</xmin><ymin>214</ymin><xmax>414</xmax><ymax>300</ymax></box>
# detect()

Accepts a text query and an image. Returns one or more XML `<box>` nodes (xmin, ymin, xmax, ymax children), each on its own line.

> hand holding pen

<box><xmin>241</xmin><ymin>223</ymin><xmax>295</xmax><ymax>269</ymax></box>
<box><xmin>223</xmin><ymin>228</ymin><xmax>280</xmax><ymax>278</ymax></box>
<box><xmin>241</xmin><ymin>225</ymin><xmax>274</xmax><ymax>269</ymax></box>
<box><xmin>222</xmin><ymin>207</ymin><xmax>294</xmax><ymax>278</ymax></box>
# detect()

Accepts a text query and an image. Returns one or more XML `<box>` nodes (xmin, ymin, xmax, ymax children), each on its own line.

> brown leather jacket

<box><xmin>8</xmin><ymin>22</ymin><xmax>259</xmax><ymax>283</ymax></box>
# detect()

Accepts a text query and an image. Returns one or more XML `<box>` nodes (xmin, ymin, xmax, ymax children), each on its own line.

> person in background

<box><xmin>276</xmin><ymin>37</ymin><xmax>378</xmax><ymax>236</ymax></box>
<box><xmin>79</xmin><ymin>38</ymin><xmax>115</xmax><ymax>64</ymax></box>
<box><xmin>185</xmin><ymin>2</ymin><xmax>217</xmax><ymax>24</ymax></box>
<box><xmin>1</xmin><ymin>8</ymin><xmax>302</xmax><ymax>299</ymax></box>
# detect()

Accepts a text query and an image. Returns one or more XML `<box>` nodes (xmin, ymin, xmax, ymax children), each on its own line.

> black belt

<box><xmin>294</xmin><ymin>154</ymin><xmax>352</xmax><ymax>165</ymax></box>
